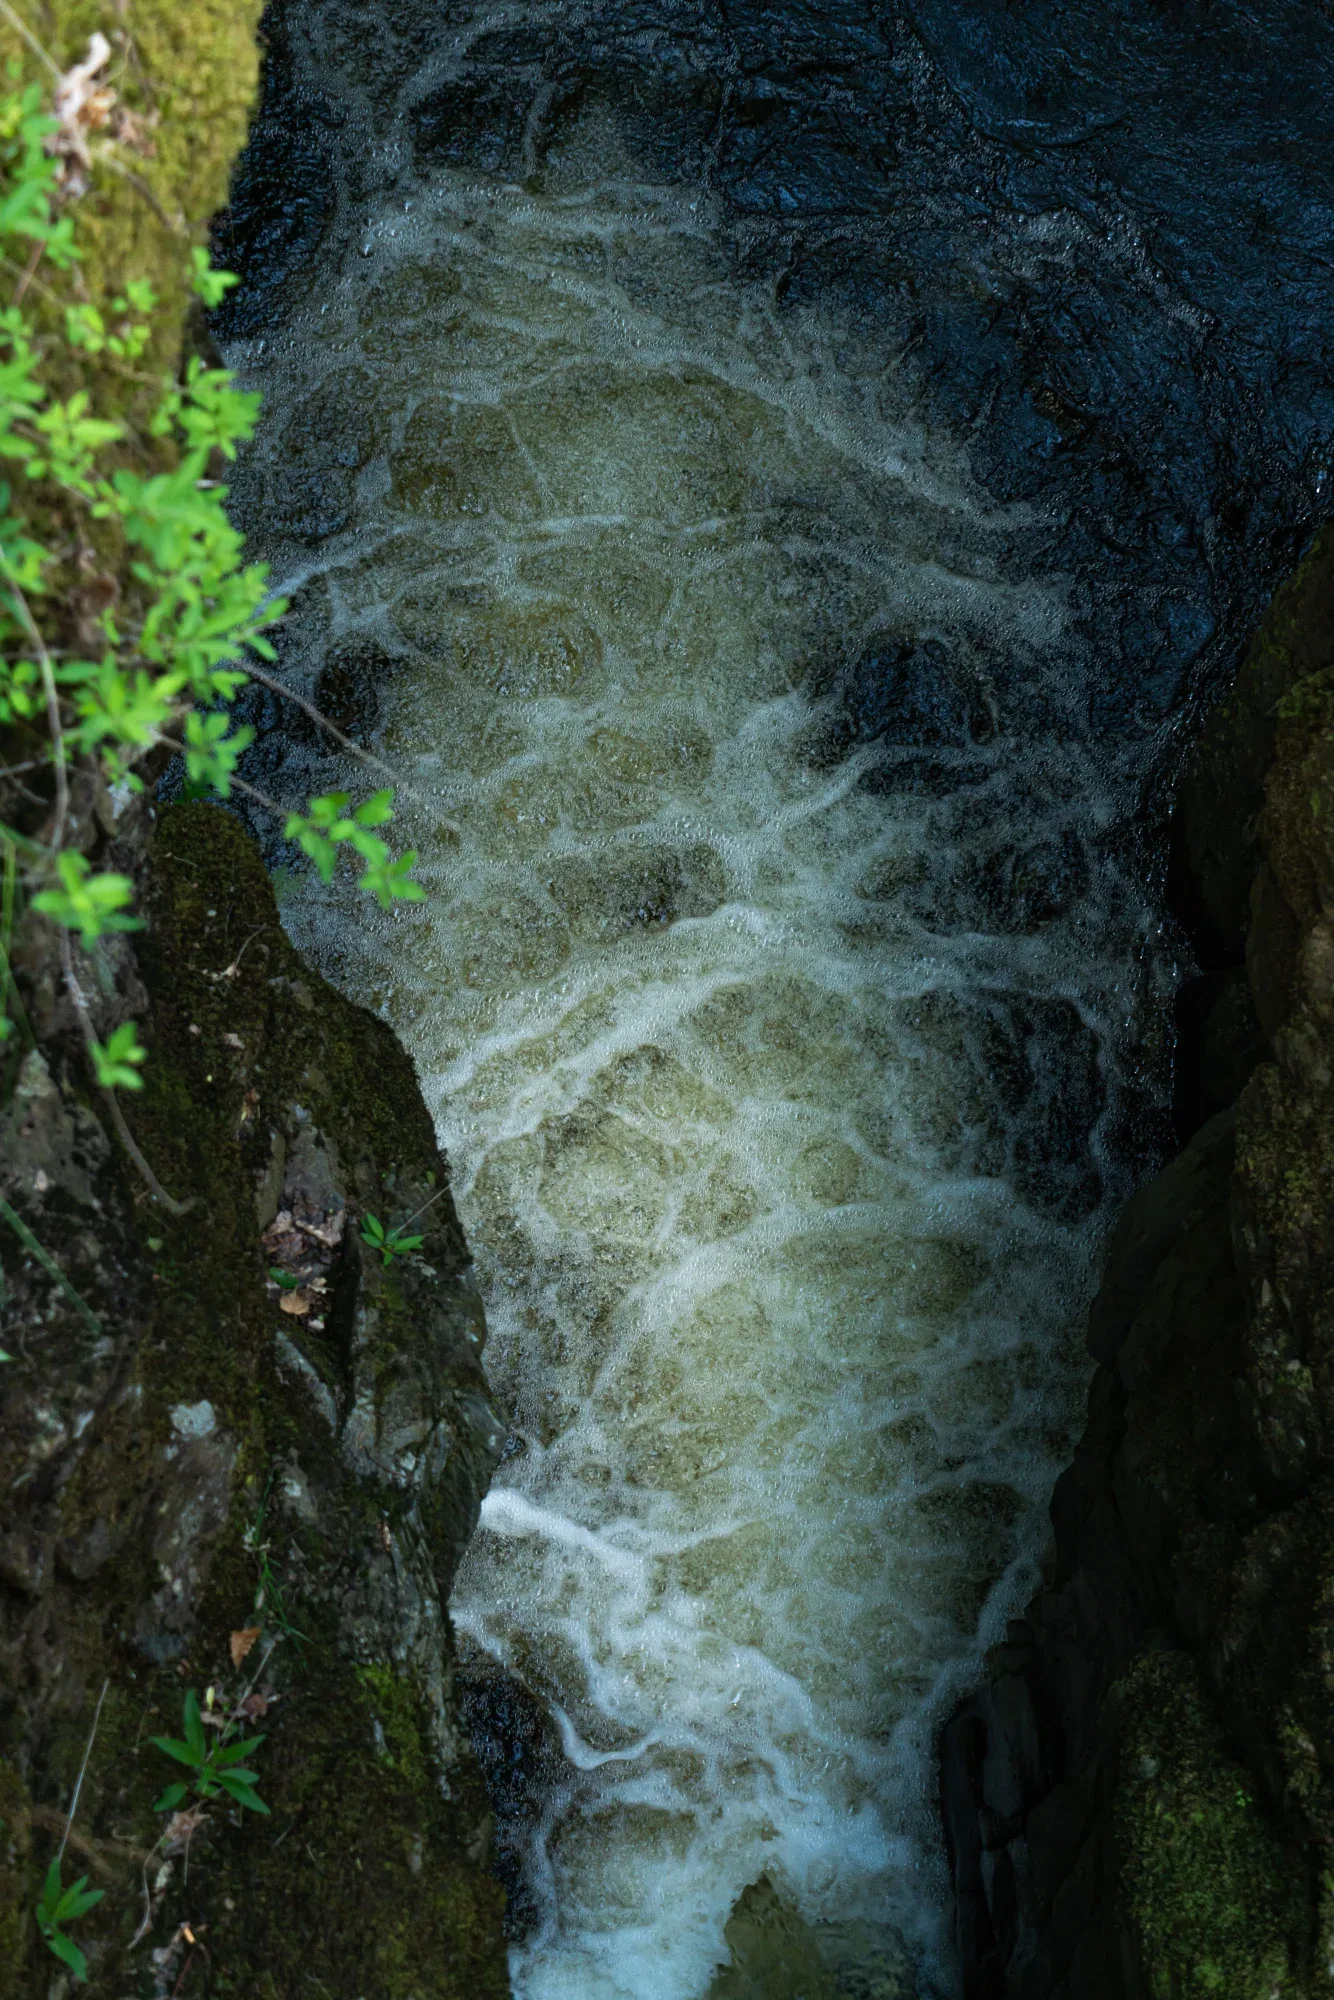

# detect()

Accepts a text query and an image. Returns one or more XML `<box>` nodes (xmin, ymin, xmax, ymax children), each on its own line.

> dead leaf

<box><xmin>229</xmin><ymin>1626</ymin><xmax>261</xmax><ymax>1669</ymax></box>
<box><xmin>49</xmin><ymin>34</ymin><xmax>113</xmax><ymax>190</ymax></box>
<box><xmin>221</xmin><ymin>1032</ymin><xmax>244</xmax><ymax>1050</ymax></box>
<box><xmin>237</xmin><ymin>1691</ymin><xmax>269</xmax><ymax>1720</ymax></box>
<box><xmin>161</xmin><ymin>1807</ymin><xmax>208</xmax><ymax>1857</ymax></box>
<box><xmin>279</xmin><ymin>1290</ymin><xmax>311</xmax><ymax>1317</ymax></box>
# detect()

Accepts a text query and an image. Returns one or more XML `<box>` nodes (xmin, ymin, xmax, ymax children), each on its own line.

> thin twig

<box><xmin>1</xmin><ymin>561</ymin><xmax>67</xmax><ymax>850</ymax></box>
<box><xmin>0</xmin><ymin>0</ymin><xmax>62</xmax><ymax>78</ymax></box>
<box><xmin>57</xmin><ymin>1677</ymin><xmax>109</xmax><ymax>1865</ymax></box>
<box><xmin>91</xmin><ymin>146</ymin><xmax>184</xmax><ymax>236</ymax></box>
<box><xmin>395</xmin><ymin>1184</ymin><xmax>451</xmax><ymax>1235</ymax></box>
<box><xmin>12</xmin><ymin>234</ymin><xmax>44</xmax><ymax>305</ymax></box>
<box><xmin>243</xmin><ymin>662</ymin><xmax>399</xmax><ymax>782</ymax></box>
<box><xmin>151</xmin><ymin>736</ymin><xmax>291</xmax><ymax>825</ymax></box>
<box><xmin>59</xmin><ymin>931</ymin><xmax>193</xmax><ymax>1215</ymax></box>
<box><xmin>0</xmin><ymin>1194</ymin><xmax>101</xmax><ymax>1330</ymax></box>
<box><xmin>130</xmin><ymin>1829</ymin><xmax>168</xmax><ymax>1951</ymax></box>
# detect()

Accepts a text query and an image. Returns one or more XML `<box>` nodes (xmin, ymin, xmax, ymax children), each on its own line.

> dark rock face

<box><xmin>0</xmin><ymin>806</ymin><xmax>511</xmax><ymax>1996</ymax></box>
<box><xmin>940</xmin><ymin>529</ymin><xmax>1334</xmax><ymax>1999</ymax></box>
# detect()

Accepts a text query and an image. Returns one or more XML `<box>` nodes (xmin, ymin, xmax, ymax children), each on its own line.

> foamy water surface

<box><xmin>225</xmin><ymin>150</ymin><xmax>1164</xmax><ymax>1998</ymax></box>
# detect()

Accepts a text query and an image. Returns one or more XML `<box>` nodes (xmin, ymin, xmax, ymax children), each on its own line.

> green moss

<box><xmin>2</xmin><ymin>807</ymin><xmax>507</xmax><ymax>1994</ymax></box>
<box><xmin>355</xmin><ymin>1663</ymin><xmax>432</xmax><ymax>1791</ymax></box>
<box><xmin>1113</xmin><ymin>1651</ymin><xmax>1305</xmax><ymax>1999</ymax></box>
<box><xmin>2</xmin><ymin>0</ymin><xmax>261</xmax><ymax>382</ymax></box>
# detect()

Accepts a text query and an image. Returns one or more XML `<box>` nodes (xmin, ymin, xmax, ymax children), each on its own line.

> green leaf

<box><xmin>183</xmin><ymin>1688</ymin><xmax>206</xmax><ymax>1759</ymax></box>
<box><xmin>268</xmin><ymin>1266</ymin><xmax>302</xmax><ymax>1290</ymax></box>
<box><xmin>150</xmin><ymin>1734</ymin><xmax>201</xmax><ymax>1769</ymax></box>
<box><xmin>90</xmin><ymin>1021</ymin><xmax>146</xmax><ymax>1092</ymax></box>
<box><xmin>31</xmin><ymin>855</ymin><xmax>141</xmax><ymax>944</ymax></box>
<box><xmin>352</xmin><ymin>788</ymin><xmax>395</xmax><ymax>828</ymax></box>
<box><xmin>360</xmin><ymin>848</ymin><xmax>425</xmax><ymax>911</ymax></box>
<box><xmin>36</xmin><ymin>1856</ymin><xmax>61</xmax><ymax>1923</ymax></box>
<box><xmin>189</xmin><ymin>247</ymin><xmax>241</xmax><ymax>310</ymax></box>
<box><xmin>218</xmin><ymin>1770</ymin><xmax>270</xmax><ymax>1813</ymax></box>
<box><xmin>54</xmin><ymin>1878</ymin><xmax>103</xmax><ymax>1923</ymax></box>
<box><xmin>153</xmin><ymin>1781</ymin><xmax>188</xmax><ymax>1812</ymax></box>
<box><xmin>44</xmin><ymin>1929</ymin><xmax>89</xmax><ymax>1983</ymax></box>
<box><xmin>215</xmin><ymin>1734</ymin><xmax>266</xmax><ymax>1767</ymax></box>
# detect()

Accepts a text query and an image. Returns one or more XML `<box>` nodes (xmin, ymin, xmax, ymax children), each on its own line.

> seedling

<box><xmin>151</xmin><ymin>1688</ymin><xmax>269</xmax><ymax>1815</ymax></box>
<box><xmin>89</xmin><ymin>1021</ymin><xmax>146</xmax><ymax>1091</ymax></box>
<box><xmin>243</xmin><ymin>1476</ymin><xmax>306</xmax><ymax>1652</ymax></box>
<box><xmin>360</xmin><ymin>1212</ymin><xmax>424</xmax><ymax>1266</ymax></box>
<box><xmin>35</xmin><ymin>1857</ymin><xmax>103</xmax><ymax>1983</ymax></box>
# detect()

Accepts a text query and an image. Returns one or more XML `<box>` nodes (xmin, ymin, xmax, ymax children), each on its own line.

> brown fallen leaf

<box><xmin>236</xmin><ymin>1690</ymin><xmax>269</xmax><ymax>1720</ymax></box>
<box><xmin>229</xmin><ymin>1625</ymin><xmax>261</xmax><ymax>1669</ymax></box>
<box><xmin>160</xmin><ymin>1807</ymin><xmax>208</xmax><ymax>1858</ymax></box>
<box><xmin>279</xmin><ymin>1290</ymin><xmax>311</xmax><ymax>1317</ymax></box>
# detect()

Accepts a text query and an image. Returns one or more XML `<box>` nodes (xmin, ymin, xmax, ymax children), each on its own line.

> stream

<box><xmin>216</xmin><ymin>2</ymin><xmax>1334</xmax><ymax>1994</ymax></box>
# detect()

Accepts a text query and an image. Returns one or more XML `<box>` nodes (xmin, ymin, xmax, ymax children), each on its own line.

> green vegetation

<box><xmin>0</xmin><ymin>58</ymin><xmax>422</xmax><ymax>1086</ymax></box>
<box><xmin>361</xmin><ymin>1209</ymin><xmax>427</xmax><ymax>1265</ymax></box>
<box><xmin>151</xmin><ymin>1687</ymin><xmax>269</xmax><ymax>1816</ymax></box>
<box><xmin>34</xmin><ymin>1857</ymin><xmax>103</xmax><ymax>1983</ymax></box>
<box><xmin>1112</xmin><ymin>1650</ymin><xmax>1300</xmax><ymax>1998</ymax></box>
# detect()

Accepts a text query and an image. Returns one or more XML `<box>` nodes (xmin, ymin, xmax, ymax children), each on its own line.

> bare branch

<box><xmin>243</xmin><ymin>661</ymin><xmax>399</xmax><ymax>783</ymax></box>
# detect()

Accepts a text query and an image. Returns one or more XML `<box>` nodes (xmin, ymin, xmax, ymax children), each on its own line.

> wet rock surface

<box><xmin>0</xmin><ymin>805</ymin><xmax>511</xmax><ymax>1996</ymax></box>
<box><xmin>941</xmin><ymin>530</ymin><xmax>1334</xmax><ymax>1998</ymax></box>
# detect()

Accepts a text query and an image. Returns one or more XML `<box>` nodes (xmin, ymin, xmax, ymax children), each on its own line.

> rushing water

<box><xmin>217</xmin><ymin>2</ymin><xmax>1334</xmax><ymax>1993</ymax></box>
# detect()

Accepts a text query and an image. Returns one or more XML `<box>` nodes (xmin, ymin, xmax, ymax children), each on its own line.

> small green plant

<box><xmin>243</xmin><ymin>1476</ymin><xmax>305</xmax><ymax>1649</ymax></box>
<box><xmin>151</xmin><ymin>1687</ymin><xmax>269</xmax><ymax>1815</ymax></box>
<box><xmin>0</xmin><ymin>59</ymin><xmax>424</xmax><ymax>1119</ymax></box>
<box><xmin>35</xmin><ymin>1857</ymin><xmax>104</xmax><ymax>1983</ymax></box>
<box><xmin>89</xmin><ymin>1020</ymin><xmax>145</xmax><ymax>1090</ymax></box>
<box><xmin>360</xmin><ymin>1211</ymin><xmax>425</xmax><ymax>1266</ymax></box>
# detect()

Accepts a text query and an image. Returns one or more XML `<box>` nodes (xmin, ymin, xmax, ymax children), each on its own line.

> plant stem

<box><xmin>0</xmin><ymin>1194</ymin><xmax>100</xmax><ymax>1330</ymax></box>
<box><xmin>243</xmin><ymin>661</ymin><xmax>400</xmax><ymax>780</ymax></box>
<box><xmin>58</xmin><ymin>931</ymin><xmax>192</xmax><ymax>1216</ymax></box>
<box><xmin>0</xmin><ymin>559</ymin><xmax>67</xmax><ymax>851</ymax></box>
<box><xmin>0</xmin><ymin>0</ymin><xmax>62</xmax><ymax>80</ymax></box>
<box><xmin>57</xmin><ymin>1677</ymin><xmax>110</xmax><ymax>1865</ymax></box>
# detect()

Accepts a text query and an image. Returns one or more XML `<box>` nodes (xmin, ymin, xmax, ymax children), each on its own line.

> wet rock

<box><xmin>0</xmin><ymin>807</ymin><xmax>510</xmax><ymax>1996</ymax></box>
<box><xmin>941</xmin><ymin>529</ymin><xmax>1334</xmax><ymax>1998</ymax></box>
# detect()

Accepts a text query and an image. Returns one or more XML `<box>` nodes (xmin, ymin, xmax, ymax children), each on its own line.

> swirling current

<box><xmin>215</xmin><ymin>2</ymin><xmax>1334</xmax><ymax>1994</ymax></box>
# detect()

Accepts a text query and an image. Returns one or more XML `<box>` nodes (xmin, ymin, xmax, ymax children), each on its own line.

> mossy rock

<box><xmin>0</xmin><ymin>806</ymin><xmax>510</xmax><ymax>1995</ymax></box>
<box><xmin>1</xmin><ymin>0</ymin><xmax>262</xmax><ymax>382</ymax></box>
<box><xmin>1112</xmin><ymin>1650</ymin><xmax>1305</xmax><ymax>2000</ymax></box>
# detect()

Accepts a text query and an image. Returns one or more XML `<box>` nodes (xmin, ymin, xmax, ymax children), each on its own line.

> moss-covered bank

<box><xmin>2</xmin><ymin>806</ymin><xmax>511</xmax><ymax>1996</ymax></box>
<box><xmin>942</xmin><ymin>526</ymin><xmax>1334</xmax><ymax>1998</ymax></box>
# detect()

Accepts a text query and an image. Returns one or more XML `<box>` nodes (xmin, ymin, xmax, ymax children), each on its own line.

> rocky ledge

<box><xmin>942</xmin><ymin>526</ymin><xmax>1334</xmax><ymax>1999</ymax></box>
<box><xmin>1</xmin><ymin>804</ymin><xmax>512</xmax><ymax>1997</ymax></box>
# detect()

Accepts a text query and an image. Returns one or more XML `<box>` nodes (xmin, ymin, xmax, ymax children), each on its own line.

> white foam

<box><xmin>227</xmin><ymin>152</ymin><xmax>1167</xmax><ymax>1999</ymax></box>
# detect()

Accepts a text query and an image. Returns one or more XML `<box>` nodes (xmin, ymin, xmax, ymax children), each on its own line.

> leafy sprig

<box><xmin>0</xmin><ymin>70</ymin><xmax>423</xmax><ymax>1093</ymax></box>
<box><xmin>35</xmin><ymin>1858</ymin><xmax>103</xmax><ymax>1984</ymax></box>
<box><xmin>151</xmin><ymin>1686</ymin><xmax>269</xmax><ymax>1816</ymax></box>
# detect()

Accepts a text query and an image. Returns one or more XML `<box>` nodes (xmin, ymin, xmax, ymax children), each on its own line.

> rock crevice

<box><xmin>943</xmin><ymin>526</ymin><xmax>1334</xmax><ymax>1999</ymax></box>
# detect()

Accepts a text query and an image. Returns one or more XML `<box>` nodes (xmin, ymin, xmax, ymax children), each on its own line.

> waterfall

<box><xmin>218</xmin><ymin>0</ymin><xmax>1334</xmax><ymax>1990</ymax></box>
